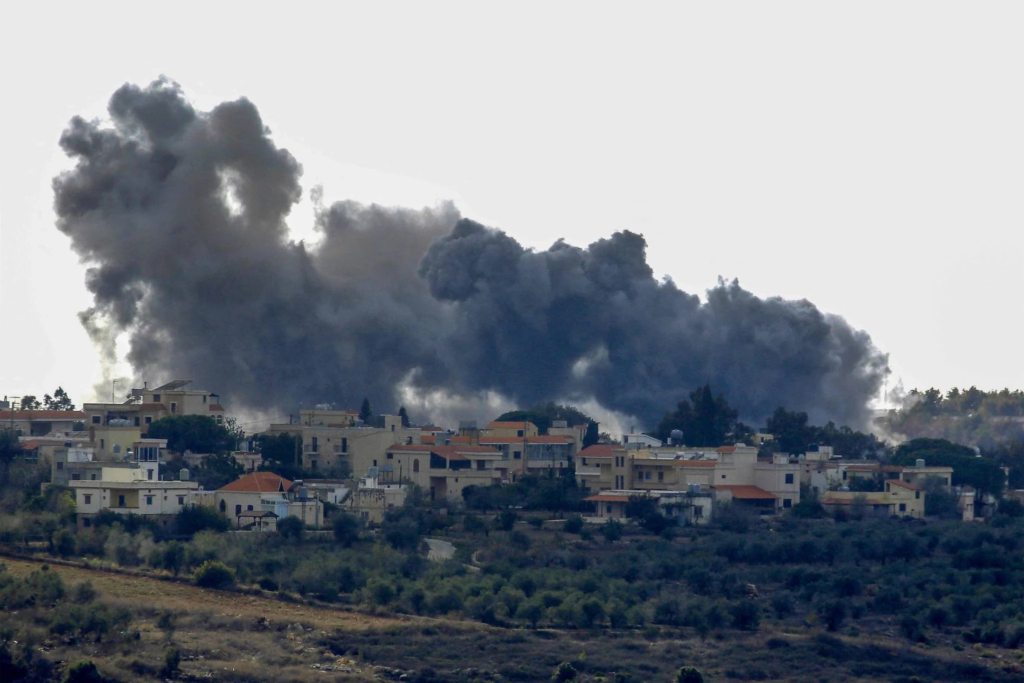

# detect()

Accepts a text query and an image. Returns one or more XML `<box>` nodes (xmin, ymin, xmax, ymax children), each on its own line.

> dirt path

<box><xmin>1</xmin><ymin>556</ymin><xmax>403</xmax><ymax>632</ymax></box>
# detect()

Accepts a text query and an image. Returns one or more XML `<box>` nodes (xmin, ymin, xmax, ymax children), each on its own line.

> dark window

<box><xmin>899</xmin><ymin>503</ymin><xmax>906</xmax><ymax>512</ymax></box>
<box><xmin>658</xmin><ymin>471</ymin><xmax>664</xmax><ymax>482</ymax></box>
<box><xmin>247</xmin><ymin>504</ymin><xmax>253</xmax><ymax>511</ymax></box>
<box><xmin>235</xmin><ymin>504</ymin><xmax>242</xmax><ymax>516</ymax></box>
<box><xmin>341</xmin><ymin>438</ymin><xmax>348</xmax><ymax>453</ymax></box>
<box><xmin>413</xmin><ymin>459</ymin><xmax>419</xmax><ymax>473</ymax></box>
<box><xmin>785</xmin><ymin>473</ymin><xmax>794</xmax><ymax>484</ymax></box>
<box><xmin>783</xmin><ymin>498</ymin><xmax>792</xmax><ymax>508</ymax></box>
<box><xmin>373</xmin><ymin>459</ymin><xmax>377</xmax><ymax>467</ymax></box>
<box><xmin>310</xmin><ymin>460</ymin><xmax>317</xmax><ymax>469</ymax></box>
<box><xmin>57</xmin><ymin>462</ymin><xmax>64</xmax><ymax>470</ymax></box>
<box><xmin>83</xmin><ymin>518</ymin><xmax>91</xmax><ymax>527</ymax></box>
<box><xmin>219</xmin><ymin>500</ymin><xmax>226</xmax><ymax>513</ymax></box>
<box><xmin>92</xmin><ymin>416</ymin><xmax>100</xmax><ymax>424</ymax></box>
<box><xmin>203</xmin><ymin>395</ymin><xmax>207</xmax><ymax>403</ymax></box>
<box><xmin>145</xmin><ymin>416</ymin><xmax>152</xmax><ymax>424</ymax></box>
<box><xmin>517</xmin><ymin>430</ymin><xmax>524</xmax><ymax>437</ymax></box>
<box><xmin>721</xmin><ymin>474</ymin><xmax>726</xmax><ymax>479</ymax></box>
<box><xmin>606</xmin><ymin>504</ymin><xmax>612</xmax><ymax>513</ymax></box>
<box><xmin>477</xmin><ymin>460</ymin><xmax>485</xmax><ymax>470</ymax></box>
<box><xmin>84</xmin><ymin>494</ymin><xmax>91</xmax><ymax>505</ymax></box>
<box><xmin>387</xmin><ymin>453</ymin><xmax>393</xmax><ymax>460</ymax></box>
<box><xmin>71</xmin><ymin>473</ymin><xmax>80</xmax><ymax>480</ymax></box>
<box><xmin>118</xmin><ymin>495</ymin><xmax>125</xmax><ymax>507</ymax></box>
<box><xmin>177</xmin><ymin>496</ymin><xmax>185</xmax><ymax>505</ymax></box>
<box><xmin>147</xmin><ymin>469</ymin><xmax>153</xmax><ymax>480</ymax></box>
<box><xmin>514</xmin><ymin>450</ymin><xmax>521</xmax><ymax>460</ymax></box>
<box><xmin>311</xmin><ymin>437</ymin><xmax>318</xmax><ymax>452</ymax></box>
<box><xmin>171</xmin><ymin>402</ymin><xmax>177</xmax><ymax>413</ymax></box>
<box><xmin>152</xmin><ymin>394</ymin><xmax>160</xmax><ymax>402</ymax></box>
<box><xmin>90</xmin><ymin>473</ymin><xmax>96</xmax><ymax>480</ymax></box>
<box><xmin>145</xmin><ymin>496</ymin><xmax>154</xmax><ymax>505</ymax></box>
<box><xmin>134</xmin><ymin>417</ymin><xmax>140</xmax><ymax>426</ymax></box>
<box><xmin>100</xmin><ymin>439</ymin><xmax>105</xmax><ymax>449</ymax></box>
<box><xmin>915</xmin><ymin>491</ymin><xmax>920</xmax><ymax>499</ymax></box>
<box><xmin>842</xmin><ymin>471</ymin><xmax>847</xmax><ymax>480</ymax></box>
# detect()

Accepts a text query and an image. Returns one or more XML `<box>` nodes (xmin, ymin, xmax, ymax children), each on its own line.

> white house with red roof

<box><xmin>194</xmin><ymin>472</ymin><xmax>323</xmax><ymax>528</ymax></box>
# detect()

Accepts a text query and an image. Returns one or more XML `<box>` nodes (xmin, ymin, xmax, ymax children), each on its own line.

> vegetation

<box><xmin>496</xmin><ymin>401</ymin><xmax>600</xmax><ymax>447</ymax></box>
<box><xmin>146</xmin><ymin>415</ymin><xmax>233</xmax><ymax>454</ymax></box>
<box><xmin>655</xmin><ymin>383</ymin><xmax>750</xmax><ymax>446</ymax></box>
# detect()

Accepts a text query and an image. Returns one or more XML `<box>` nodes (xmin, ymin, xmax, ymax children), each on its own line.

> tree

<box><xmin>893</xmin><ymin>438</ymin><xmax>1005</xmax><ymax>498</ymax></box>
<box><xmin>256</xmin><ymin>433</ymin><xmax>301</xmax><ymax>477</ymax></box>
<box><xmin>657</xmin><ymin>384</ymin><xmax>739</xmax><ymax>446</ymax></box>
<box><xmin>496</xmin><ymin>402</ymin><xmax>599</xmax><ymax>445</ymax></box>
<box><xmin>43</xmin><ymin>387</ymin><xmax>76</xmax><ymax>411</ymax></box>
<box><xmin>676</xmin><ymin>667</ymin><xmax>705</xmax><ymax>683</ymax></box>
<box><xmin>19</xmin><ymin>395</ymin><xmax>41</xmax><ymax>410</ymax></box>
<box><xmin>359</xmin><ymin>398</ymin><xmax>372</xmax><ymax>423</ymax></box>
<box><xmin>147</xmin><ymin>415</ymin><xmax>232</xmax><ymax>454</ymax></box>
<box><xmin>398</xmin><ymin>406</ymin><xmax>410</xmax><ymax>427</ymax></box>
<box><xmin>195</xmin><ymin>453</ymin><xmax>244</xmax><ymax>490</ymax></box>
<box><xmin>174</xmin><ymin>505</ymin><xmax>229</xmax><ymax>535</ymax></box>
<box><xmin>332</xmin><ymin>513</ymin><xmax>360</xmax><ymax>547</ymax></box>
<box><xmin>224</xmin><ymin>417</ymin><xmax>245</xmax><ymax>448</ymax></box>
<box><xmin>0</xmin><ymin>429</ymin><xmax>23</xmax><ymax>486</ymax></box>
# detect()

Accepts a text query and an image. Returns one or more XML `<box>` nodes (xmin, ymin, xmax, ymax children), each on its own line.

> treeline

<box><xmin>884</xmin><ymin>387</ymin><xmax>1024</xmax><ymax>449</ymax></box>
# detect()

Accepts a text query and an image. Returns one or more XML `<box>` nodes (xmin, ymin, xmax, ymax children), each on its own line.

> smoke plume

<box><xmin>54</xmin><ymin>78</ymin><xmax>888</xmax><ymax>428</ymax></box>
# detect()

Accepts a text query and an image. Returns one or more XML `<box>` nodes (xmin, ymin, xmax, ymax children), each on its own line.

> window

<box><xmin>310</xmin><ymin>460</ymin><xmax>317</xmax><ymax>469</ymax></box>
<box><xmin>92</xmin><ymin>416</ymin><xmax>101</xmax><ymax>424</ymax></box>
<box><xmin>514</xmin><ymin>450</ymin><xmax>521</xmax><ymax>460</ymax></box>
<box><xmin>177</xmin><ymin>496</ymin><xmax>185</xmax><ymax>505</ymax></box>
<box><xmin>387</xmin><ymin>453</ymin><xmax>393</xmax><ymax>460</ymax></box>
<box><xmin>83</xmin><ymin>494</ymin><xmax>92</xmax><ymax>505</ymax></box>
<box><xmin>90</xmin><ymin>474</ymin><xmax>96</xmax><ymax>480</ymax></box>
<box><xmin>219</xmin><ymin>500</ymin><xmax>226</xmax><ymax>513</ymax></box>
<box><xmin>658</xmin><ymin>471</ymin><xmax>664</xmax><ymax>482</ymax></box>
<box><xmin>145</xmin><ymin>495</ymin><xmax>154</xmax><ymax>505</ymax></box>
<box><xmin>57</xmin><ymin>462</ymin><xmax>64</xmax><ymax>470</ymax></box>
<box><xmin>118</xmin><ymin>495</ymin><xmax>126</xmax><ymax>507</ymax></box>
<box><xmin>145</xmin><ymin>416</ymin><xmax>152</xmax><ymax>425</ymax></box>
<box><xmin>71</xmin><ymin>473</ymin><xmax>80</xmax><ymax>481</ymax></box>
<box><xmin>235</xmin><ymin>504</ymin><xmax>242</xmax><ymax>516</ymax></box>
<box><xmin>606</xmin><ymin>504</ymin><xmax>612</xmax><ymax>514</ymax></box>
<box><xmin>171</xmin><ymin>402</ymin><xmax>177</xmax><ymax>413</ymax></box>
<box><xmin>721</xmin><ymin>474</ymin><xmax>726</xmax><ymax>479</ymax></box>
<box><xmin>517</xmin><ymin>430</ymin><xmax>524</xmax><ymax>437</ymax></box>
<box><xmin>113</xmin><ymin>444</ymin><xmax>121</xmax><ymax>455</ymax></box>
<box><xmin>134</xmin><ymin>417</ymin><xmax>140</xmax><ymax>426</ymax></box>
<box><xmin>341</xmin><ymin>438</ymin><xmax>348</xmax><ymax>453</ymax></box>
<box><xmin>899</xmin><ymin>503</ymin><xmax>906</xmax><ymax>512</ymax></box>
<box><xmin>100</xmin><ymin>439</ymin><xmax>105</xmax><ymax>450</ymax></box>
<box><xmin>203</xmin><ymin>395</ymin><xmax>207</xmax><ymax>403</ymax></box>
<box><xmin>152</xmin><ymin>394</ymin><xmax>161</xmax><ymax>402</ymax></box>
<box><xmin>783</xmin><ymin>498</ymin><xmax>792</xmax><ymax>508</ymax></box>
<box><xmin>147</xmin><ymin>469</ymin><xmax>153</xmax><ymax>480</ymax></box>
<box><xmin>915</xmin><ymin>491</ymin><xmax>920</xmax><ymax>500</ymax></box>
<box><xmin>247</xmin><ymin>504</ymin><xmax>253</xmax><ymax>511</ymax></box>
<box><xmin>842</xmin><ymin>470</ymin><xmax>847</xmax><ymax>481</ymax></box>
<box><xmin>311</xmin><ymin>437</ymin><xmax>318</xmax><ymax>453</ymax></box>
<box><xmin>785</xmin><ymin>473</ymin><xmax>794</xmax><ymax>484</ymax></box>
<box><xmin>413</xmin><ymin>459</ymin><xmax>419</xmax><ymax>473</ymax></box>
<box><xmin>373</xmin><ymin>459</ymin><xmax>377</xmax><ymax>467</ymax></box>
<box><xmin>477</xmin><ymin>460</ymin><xmax>485</xmax><ymax>470</ymax></box>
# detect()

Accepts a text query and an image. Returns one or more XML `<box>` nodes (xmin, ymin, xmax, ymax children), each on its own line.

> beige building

<box><xmin>483</xmin><ymin>421</ymin><xmax>540</xmax><ymax>439</ymax></box>
<box><xmin>70</xmin><ymin>464</ymin><xmax>198</xmax><ymax>528</ymax></box>
<box><xmin>0</xmin><ymin>409</ymin><xmax>86</xmax><ymax>437</ymax></box>
<box><xmin>578</xmin><ymin>444</ymin><xmax>800</xmax><ymax>511</ymax></box>
<box><xmin>586</xmin><ymin>487</ymin><xmax>715</xmax><ymax>525</ymax></box>
<box><xmin>85</xmin><ymin>379</ymin><xmax>226</xmax><ymax>434</ymax></box>
<box><xmin>382</xmin><ymin>444</ymin><xmax>505</xmax><ymax>502</ymax></box>
<box><xmin>820</xmin><ymin>479</ymin><xmax>925</xmax><ymax>518</ymax></box>
<box><xmin>194</xmin><ymin>472</ymin><xmax>324</xmax><ymax>528</ymax></box>
<box><xmin>266</xmin><ymin>419</ymin><xmax>422</xmax><ymax>477</ymax></box>
<box><xmin>346</xmin><ymin>485</ymin><xmax>407</xmax><ymax>525</ymax></box>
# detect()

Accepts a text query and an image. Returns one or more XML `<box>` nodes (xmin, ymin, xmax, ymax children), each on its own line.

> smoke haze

<box><xmin>54</xmin><ymin>78</ymin><xmax>888</xmax><ymax>428</ymax></box>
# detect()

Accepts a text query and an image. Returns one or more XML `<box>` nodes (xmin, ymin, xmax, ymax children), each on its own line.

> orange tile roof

<box><xmin>208</xmin><ymin>404</ymin><xmax>225</xmax><ymax>412</ymax></box>
<box><xmin>421</xmin><ymin>435</ymin><xmax>436</xmax><ymax>445</ymax></box>
<box><xmin>486</xmin><ymin>421</ymin><xmax>534</xmax><ymax>429</ymax></box>
<box><xmin>0</xmin><ymin>410</ymin><xmax>86</xmax><ymax>420</ymax></box>
<box><xmin>713</xmin><ymin>485</ymin><xmax>777</xmax><ymax>500</ymax></box>
<box><xmin>449</xmin><ymin>436</ymin><xmax>473</xmax><ymax>444</ymax></box>
<box><xmin>717</xmin><ymin>446</ymin><xmax>737</xmax><ymax>454</ymax></box>
<box><xmin>586</xmin><ymin>494</ymin><xmax>631</xmax><ymax>503</ymax></box>
<box><xmin>219</xmin><ymin>472</ymin><xmax>293</xmax><ymax>493</ymax></box>
<box><xmin>578</xmin><ymin>444</ymin><xmax>617</xmax><ymax>459</ymax></box>
<box><xmin>19</xmin><ymin>440</ymin><xmax>40</xmax><ymax>450</ymax></box>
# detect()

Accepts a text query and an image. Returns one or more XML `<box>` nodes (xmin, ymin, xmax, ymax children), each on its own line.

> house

<box><xmin>713</xmin><ymin>485</ymin><xmax>779</xmax><ymax>512</ymax></box>
<box><xmin>52</xmin><ymin>437</ymin><xmax>167</xmax><ymax>486</ymax></box>
<box><xmin>547</xmin><ymin>421</ymin><xmax>589</xmax><ymax>456</ymax></box>
<box><xmin>0</xmin><ymin>410</ymin><xmax>85</xmax><ymax>437</ymax></box>
<box><xmin>622</xmin><ymin>433</ymin><xmax>663</xmax><ymax>450</ymax></box>
<box><xmin>202</xmin><ymin>472</ymin><xmax>323</xmax><ymax>528</ymax></box>
<box><xmin>265</xmin><ymin>416</ymin><xmax>422</xmax><ymax>477</ymax></box>
<box><xmin>579</xmin><ymin>444</ymin><xmax>800</xmax><ymax>511</ymax></box>
<box><xmin>382</xmin><ymin>444</ymin><xmax>505</xmax><ymax>502</ymax></box>
<box><xmin>477</xmin><ymin>434</ymin><xmax>574</xmax><ymax>478</ymax></box>
<box><xmin>70</xmin><ymin>464</ymin><xmax>198</xmax><ymax>528</ymax></box>
<box><xmin>585</xmin><ymin>487</ymin><xmax>715</xmax><ymax>526</ymax></box>
<box><xmin>345</xmin><ymin>476</ymin><xmax>406</xmax><ymax>525</ymax></box>
<box><xmin>483</xmin><ymin>421</ymin><xmax>540</xmax><ymax>439</ymax></box>
<box><xmin>820</xmin><ymin>479</ymin><xmax>924</xmax><ymax>518</ymax></box>
<box><xmin>84</xmin><ymin>379</ymin><xmax>226</xmax><ymax>434</ymax></box>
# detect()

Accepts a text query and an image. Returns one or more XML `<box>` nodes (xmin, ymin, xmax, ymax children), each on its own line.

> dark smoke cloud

<box><xmin>54</xmin><ymin>78</ymin><xmax>888</xmax><ymax>428</ymax></box>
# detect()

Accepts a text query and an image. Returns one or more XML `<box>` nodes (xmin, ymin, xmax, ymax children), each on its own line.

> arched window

<box><xmin>413</xmin><ymin>459</ymin><xmax>420</xmax><ymax>473</ymax></box>
<box><xmin>219</xmin><ymin>500</ymin><xmax>226</xmax><ymax>513</ymax></box>
<box><xmin>113</xmin><ymin>444</ymin><xmax>121</xmax><ymax>455</ymax></box>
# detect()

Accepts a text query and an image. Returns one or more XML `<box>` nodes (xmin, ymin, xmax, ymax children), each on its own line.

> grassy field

<box><xmin>4</xmin><ymin>555</ymin><xmax>1021</xmax><ymax>682</ymax></box>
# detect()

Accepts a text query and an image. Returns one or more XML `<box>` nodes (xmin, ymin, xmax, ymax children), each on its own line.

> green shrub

<box><xmin>563</xmin><ymin>516</ymin><xmax>584</xmax><ymax>534</ymax></box>
<box><xmin>193</xmin><ymin>561</ymin><xmax>235</xmax><ymax>589</ymax></box>
<box><xmin>676</xmin><ymin>666</ymin><xmax>705</xmax><ymax>683</ymax></box>
<box><xmin>552</xmin><ymin>661</ymin><xmax>577</xmax><ymax>681</ymax></box>
<box><xmin>730</xmin><ymin>600</ymin><xmax>761</xmax><ymax>631</ymax></box>
<box><xmin>63</xmin><ymin>660</ymin><xmax>109</xmax><ymax>683</ymax></box>
<box><xmin>332</xmin><ymin>513</ymin><xmax>360</xmax><ymax>547</ymax></box>
<box><xmin>161</xmin><ymin>647</ymin><xmax>181</xmax><ymax>677</ymax></box>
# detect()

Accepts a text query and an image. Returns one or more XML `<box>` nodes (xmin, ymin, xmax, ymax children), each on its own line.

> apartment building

<box><xmin>383</xmin><ymin>444</ymin><xmax>505</xmax><ymax>502</ymax></box>
<box><xmin>820</xmin><ymin>479</ymin><xmax>925</xmax><ymax>518</ymax></box>
<box><xmin>84</xmin><ymin>379</ymin><xmax>226</xmax><ymax>434</ymax></box>
<box><xmin>0</xmin><ymin>409</ymin><xmax>85</xmax><ymax>437</ymax></box>
<box><xmin>70</xmin><ymin>463</ymin><xmax>198</xmax><ymax>528</ymax></box>
<box><xmin>266</xmin><ymin>416</ymin><xmax>422</xmax><ymax>477</ymax></box>
<box><xmin>192</xmin><ymin>472</ymin><xmax>324</xmax><ymax>528</ymax></box>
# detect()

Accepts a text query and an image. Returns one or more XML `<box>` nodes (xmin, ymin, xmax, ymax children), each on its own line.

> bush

<box><xmin>277</xmin><ymin>516</ymin><xmax>304</xmax><ymax>540</ymax></box>
<box><xmin>258</xmin><ymin>577</ymin><xmax>279</xmax><ymax>591</ymax></box>
<box><xmin>730</xmin><ymin>600</ymin><xmax>761</xmax><ymax>631</ymax></box>
<box><xmin>161</xmin><ymin>648</ymin><xmax>181</xmax><ymax>678</ymax></box>
<box><xmin>563</xmin><ymin>516</ymin><xmax>584</xmax><ymax>534</ymax></box>
<box><xmin>552</xmin><ymin>661</ymin><xmax>577</xmax><ymax>681</ymax></box>
<box><xmin>174</xmin><ymin>505</ymin><xmax>229</xmax><ymax>535</ymax></box>
<box><xmin>600</xmin><ymin>519</ymin><xmax>623</xmax><ymax>542</ymax></box>
<box><xmin>818</xmin><ymin>600</ymin><xmax>847</xmax><ymax>632</ymax></box>
<box><xmin>771</xmin><ymin>591</ymin><xmax>795</xmax><ymax>619</ymax></box>
<box><xmin>676</xmin><ymin>667</ymin><xmax>705</xmax><ymax>683</ymax></box>
<box><xmin>63</xmin><ymin>661</ymin><xmax>109</xmax><ymax>683</ymax></box>
<box><xmin>193</xmin><ymin>561</ymin><xmax>235</xmax><ymax>590</ymax></box>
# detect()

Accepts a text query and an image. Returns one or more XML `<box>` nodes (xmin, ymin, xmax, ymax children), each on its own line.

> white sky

<box><xmin>1</xmin><ymin>2</ymin><xmax>1022</xmax><ymax>412</ymax></box>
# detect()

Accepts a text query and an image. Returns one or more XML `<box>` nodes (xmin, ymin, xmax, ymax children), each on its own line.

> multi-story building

<box><xmin>70</xmin><ymin>463</ymin><xmax>197</xmax><ymax>528</ymax></box>
<box><xmin>383</xmin><ymin>444</ymin><xmax>505</xmax><ymax>502</ymax></box>
<box><xmin>0</xmin><ymin>409</ymin><xmax>85</xmax><ymax>437</ymax></box>
<box><xmin>577</xmin><ymin>444</ymin><xmax>801</xmax><ymax>511</ymax></box>
<box><xmin>192</xmin><ymin>472</ymin><xmax>323</xmax><ymax>528</ymax></box>
<box><xmin>820</xmin><ymin>479</ymin><xmax>925</xmax><ymax>518</ymax></box>
<box><xmin>84</xmin><ymin>379</ymin><xmax>226</xmax><ymax>434</ymax></box>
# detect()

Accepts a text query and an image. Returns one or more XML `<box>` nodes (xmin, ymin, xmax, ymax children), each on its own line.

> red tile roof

<box><xmin>717</xmin><ymin>446</ymin><xmax>737</xmax><ymax>454</ymax></box>
<box><xmin>386</xmin><ymin>444</ymin><xmax>436</xmax><ymax>452</ymax></box>
<box><xmin>0</xmin><ymin>410</ymin><xmax>86</xmax><ymax>420</ymax></box>
<box><xmin>449</xmin><ymin>436</ymin><xmax>473</xmax><ymax>444</ymax></box>
<box><xmin>208</xmin><ymin>404</ymin><xmax>225</xmax><ymax>412</ymax></box>
<box><xmin>19</xmin><ymin>440</ymin><xmax>40</xmax><ymax>450</ymax></box>
<box><xmin>219</xmin><ymin>472</ymin><xmax>293</xmax><ymax>493</ymax></box>
<box><xmin>713</xmin><ymin>485</ymin><xmax>778</xmax><ymax>500</ymax></box>
<box><xmin>578</xmin><ymin>444</ymin><xmax>617</xmax><ymax>459</ymax></box>
<box><xmin>586</xmin><ymin>494</ymin><xmax>631</xmax><ymax>503</ymax></box>
<box><xmin>421</xmin><ymin>435</ymin><xmax>436</xmax><ymax>445</ymax></box>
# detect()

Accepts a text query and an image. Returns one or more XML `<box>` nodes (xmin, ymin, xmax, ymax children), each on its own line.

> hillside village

<box><xmin>0</xmin><ymin>380</ymin><xmax>1001</xmax><ymax>533</ymax></box>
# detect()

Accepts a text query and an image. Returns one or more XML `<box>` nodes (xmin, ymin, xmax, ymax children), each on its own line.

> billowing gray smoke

<box><xmin>54</xmin><ymin>78</ymin><xmax>888</xmax><ymax>428</ymax></box>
